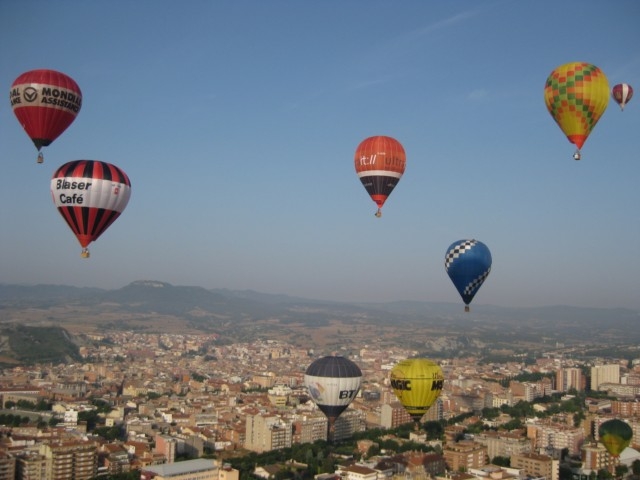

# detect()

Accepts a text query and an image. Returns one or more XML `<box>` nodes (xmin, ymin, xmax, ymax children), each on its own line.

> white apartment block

<box><xmin>591</xmin><ymin>365</ymin><xmax>620</xmax><ymax>391</ymax></box>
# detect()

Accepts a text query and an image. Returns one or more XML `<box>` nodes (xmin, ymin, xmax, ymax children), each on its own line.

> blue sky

<box><xmin>1</xmin><ymin>1</ymin><xmax>639</xmax><ymax>309</ymax></box>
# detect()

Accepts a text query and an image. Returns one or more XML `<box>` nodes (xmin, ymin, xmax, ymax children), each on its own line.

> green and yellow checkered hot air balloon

<box><xmin>599</xmin><ymin>418</ymin><xmax>632</xmax><ymax>457</ymax></box>
<box><xmin>544</xmin><ymin>62</ymin><xmax>609</xmax><ymax>160</ymax></box>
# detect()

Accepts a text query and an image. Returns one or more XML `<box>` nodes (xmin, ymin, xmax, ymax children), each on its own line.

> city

<box><xmin>0</xmin><ymin>329</ymin><xmax>639</xmax><ymax>480</ymax></box>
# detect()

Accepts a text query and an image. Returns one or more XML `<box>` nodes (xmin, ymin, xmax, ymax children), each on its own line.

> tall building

<box><xmin>245</xmin><ymin>413</ymin><xmax>292</xmax><ymax>453</ymax></box>
<box><xmin>511</xmin><ymin>452</ymin><xmax>559</xmax><ymax>480</ymax></box>
<box><xmin>423</xmin><ymin>398</ymin><xmax>444</xmax><ymax>422</ymax></box>
<box><xmin>473</xmin><ymin>430</ymin><xmax>532</xmax><ymax>460</ymax></box>
<box><xmin>527</xmin><ymin>423</ymin><xmax>585</xmax><ymax>456</ymax></box>
<box><xmin>591</xmin><ymin>365</ymin><xmax>620</xmax><ymax>391</ymax></box>
<box><xmin>443</xmin><ymin>441</ymin><xmax>487</xmax><ymax>471</ymax></box>
<box><xmin>556</xmin><ymin>368</ymin><xmax>584</xmax><ymax>392</ymax></box>
<box><xmin>15</xmin><ymin>451</ymin><xmax>46</xmax><ymax>480</ymax></box>
<box><xmin>582</xmin><ymin>443</ymin><xmax>610</xmax><ymax>472</ymax></box>
<box><xmin>0</xmin><ymin>451</ymin><xmax>15</xmax><ymax>480</ymax></box>
<box><xmin>380</xmin><ymin>402</ymin><xmax>412</xmax><ymax>429</ymax></box>
<box><xmin>292</xmin><ymin>414</ymin><xmax>327</xmax><ymax>444</ymax></box>
<box><xmin>333</xmin><ymin>409</ymin><xmax>366</xmax><ymax>441</ymax></box>
<box><xmin>155</xmin><ymin>434</ymin><xmax>177</xmax><ymax>464</ymax></box>
<box><xmin>39</xmin><ymin>441</ymin><xmax>97</xmax><ymax>480</ymax></box>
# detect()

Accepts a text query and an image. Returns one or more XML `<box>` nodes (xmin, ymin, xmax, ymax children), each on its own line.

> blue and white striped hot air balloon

<box><xmin>445</xmin><ymin>239</ymin><xmax>492</xmax><ymax>312</ymax></box>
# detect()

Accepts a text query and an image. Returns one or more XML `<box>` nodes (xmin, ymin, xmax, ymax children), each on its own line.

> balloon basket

<box><xmin>81</xmin><ymin>249</ymin><xmax>90</xmax><ymax>259</ymax></box>
<box><xmin>573</xmin><ymin>150</ymin><xmax>581</xmax><ymax>161</ymax></box>
<box><xmin>375</xmin><ymin>209</ymin><xmax>382</xmax><ymax>218</ymax></box>
<box><xmin>464</xmin><ymin>305</ymin><xmax>470</xmax><ymax>313</ymax></box>
<box><xmin>37</xmin><ymin>152</ymin><xmax>44</xmax><ymax>164</ymax></box>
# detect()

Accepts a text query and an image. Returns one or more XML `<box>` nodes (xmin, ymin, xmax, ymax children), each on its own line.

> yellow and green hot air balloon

<box><xmin>544</xmin><ymin>62</ymin><xmax>609</xmax><ymax>160</ymax></box>
<box><xmin>390</xmin><ymin>358</ymin><xmax>444</xmax><ymax>424</ymax></box>
<box><xmin>599</xmin><ymin>418</ymin><xmax>633</xmax><ymax>457</ymax></box>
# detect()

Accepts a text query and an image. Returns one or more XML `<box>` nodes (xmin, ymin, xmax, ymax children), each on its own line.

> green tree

<box><xmin>559</xmin><ymin>464</ymin><xmax>573</xmax><ymax>480</ymax></box>
<box><xmin>597</xmin><ymin>468</ymin><xmax>613</xmax><ymax>480</ymax></box>
<box><xmin>615</xmin><ymin>465</ymin><xmax>628</xmax><ymax>478</ymax></box>
<box><xmin>492</xmin><ymin>456</ymin><xmax>510</xmax><ymax>467</ymax></box>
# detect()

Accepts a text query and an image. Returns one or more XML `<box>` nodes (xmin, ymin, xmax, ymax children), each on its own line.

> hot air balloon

<box><xmin>10</xmin><ymin>69</ymin><xmax>82</xmax><ymax>163</ymax></box>
<box><xmin>304</xmin><ymin>356</ymin><xmax>362</xmax><ymax>440</ymax></box>
<box><xmin>445</xmin><ymin>239</ymin><xmax>492</xmax><ymax>312</ymax></box>
<box><xmin>544</xmin><ymin>62</ymin><xmax>609</xmax><ymax>160</ymax></box>
<box><xmin>390</xmin><ymin>358</ymin><xmax>444</xmax><ymax>425</ymax></box>
<box><xmin>51</xmin><ymin>160</ymin><xmax>131</xmax><ymax>258</ymax></box>
<box><xmin>612</xmin><ymin>83</ymin><xmax>633</xmax><ymax>111</ymax></box>
<box><xmin>354</xmin><ymin>135</ymin><xmax>406</xmax><ymax>217</ymax></box>
<box><xmin>599</xmin><ymin>419</ymin><xmax>632</xmax><ymax>457</ymax></box>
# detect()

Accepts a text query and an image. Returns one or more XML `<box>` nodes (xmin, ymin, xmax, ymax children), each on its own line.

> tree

<box><xmin>615</xmin><ymin>465</ymin><xmax>628</xmax><ymax>478</ymax></box>
<box><xmin>492</xmin><ymin>456</ymin><xmax>510</xmax><ymax>467</ymax></box>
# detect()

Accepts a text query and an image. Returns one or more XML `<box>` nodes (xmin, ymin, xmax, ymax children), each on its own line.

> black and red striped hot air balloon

<box><xmin>50</xmin><ymin>160</ymin><xmax>131</xmax><ymax>258</ymax></box>
<box><xmin>10</xmin><ymin>69</ymin><xmax>82</xmax><ymax>163</ymax></box>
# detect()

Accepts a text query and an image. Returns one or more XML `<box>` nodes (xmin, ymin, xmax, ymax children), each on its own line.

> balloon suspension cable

<box><xmin>375</xmin><ymin>208</ymin><xmax>382</xmax><ymax>218</ymax></box>
<box><xmin>81</xmin><ymin>248</ymin><xmax>90</xmax><ymax>259</ymax></box>
<box><xmin>464</xmin><ymin>305</ymin><xmax>470</xmax><ymax>313</ymax></box>
<box><xmin>37</xmin><ymin>152</ymin><xmax>44</xmax><ymax>164</ymax></box>
<box><xmin>573</xmin><ymin>150</ymin><xmax>581</xmax><ymax>161</ymax></box>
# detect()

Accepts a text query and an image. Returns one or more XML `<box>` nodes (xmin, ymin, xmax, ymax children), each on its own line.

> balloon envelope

<box><xmin>390</xmin><ymin>358</ymin><xmax>444</xmax><ymax>422</ymax></box>
<box><xmin>599</xmin><ymin>419</ymin><xmax>632</xmax><ymax>457</ymax></box>
<box><xmin>612</xmin><ymin>83</ymin><xmax>633</xmax><ymax>111</ymax></box>
<box><xmin>304</xmin><ymin>356</ymin><xmax>362</xmax><ymax>421</ymax></box>
<box><xmin>51</xmin><ymin>160</ymin><xmax>131</xmax><ymax>255</ymax></box>
<box><xmin>544</xmin><ymin>62</ymin><xmax>609</xmax><ymax>152</ymax></box>
<box><xmin>10</xmin><ymin>69</ymin><xmax>82</xmax><ymax>153</ymax></box>
<box><xmin>445</xmin><ymin>239</ymin><xmax>492</xmax><ymax>310</ymax></box>
<box><xmin>354</xmin><ymin>135</ymin><xmax>405</xmax><ymax>215</ymax></box>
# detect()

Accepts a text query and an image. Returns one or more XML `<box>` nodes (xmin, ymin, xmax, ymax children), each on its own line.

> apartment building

<box><xmin>443</xmin><ymin>441</ymin><xmax>488</xmax><ymax>471</ymax></box>
<box><xmin>511</xmin><ymin>452</ymin><xmax>559</xmax><ymax>480</ymax></box>
<box><xmin>39</xmin><ymin>440</ymin><xmax>97</xmax><ymax>480</ymax></box>
<box><xmin>380</xmin><ymin>402</ymin><xmax>412</xmax><ymax>429</ymax></box>
<box><xmin>245</xmin><ymin>413</ymin><xmax>292</xmax><ymax>453</ymax></box>
<box><xmin>591</xmin><ymin>365</ymin><xmax>620</xmax><ymax>391</ymax></box>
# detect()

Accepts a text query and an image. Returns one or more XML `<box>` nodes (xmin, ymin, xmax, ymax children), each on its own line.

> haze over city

<box><xmin>1</xmin><ymin>1</ymin><xmax>639</xmax><ymax>310</ymax></box>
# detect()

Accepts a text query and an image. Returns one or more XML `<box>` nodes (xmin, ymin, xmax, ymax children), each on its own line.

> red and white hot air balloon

<box><xmin>51</xmin><ymin>160</ymin><xmax>131</xmax><ymax>258</ymax></box>
<box><xmin>10</xmin><ymin>69</ymin><xmax>82</xmax><ymax>163</ymax></box>
<box><xmin>612</xmin><ymin>83</ymin><xmax>633</xmax><ymax>111</ymax></box>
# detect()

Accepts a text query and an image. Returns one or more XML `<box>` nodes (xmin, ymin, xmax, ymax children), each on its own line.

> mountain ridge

<box><xmin>1</xmin><ymin>280</ymin><xmax>638</xmax><ymax>344</ymax></box>
<box><xmin>0</xmin><ymin>280</ymin><xmax>639</xmax><ymax>364</ymax></box>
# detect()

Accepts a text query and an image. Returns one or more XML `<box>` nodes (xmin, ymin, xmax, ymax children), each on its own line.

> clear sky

<box><xmin>1</xmin><ymin>1</ymin><xmax>639</xmax><ymax>310</ymax></box>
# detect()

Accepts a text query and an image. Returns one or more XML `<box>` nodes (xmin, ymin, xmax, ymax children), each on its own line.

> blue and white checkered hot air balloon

<box><xmin>445</xmin><ymin>239</ymin><xmax>492</xmax><ymax>312</ymax></box>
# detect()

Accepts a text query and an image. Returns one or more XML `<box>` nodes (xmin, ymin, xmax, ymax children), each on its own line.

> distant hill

<box><xmin>0</xmin><ymin>325</ymin><xmax>80</xmax><ymax>366</ymax></box>
<box><xmin>0</xmin><ymin>281</ymin><xmax>639</xmax><ymax>360</ymax></box>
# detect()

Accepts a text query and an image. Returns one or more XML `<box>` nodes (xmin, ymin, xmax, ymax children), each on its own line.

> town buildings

<box><xmin>0</xmin><ymin>333</ymin><xmax>638</xmax><ymax>478</ymax></box>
